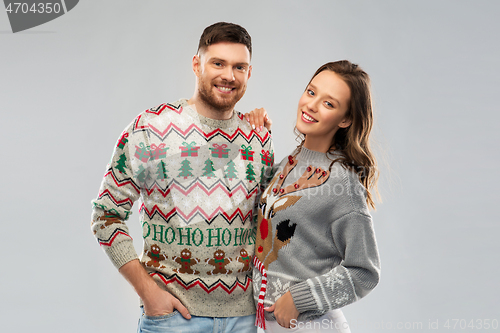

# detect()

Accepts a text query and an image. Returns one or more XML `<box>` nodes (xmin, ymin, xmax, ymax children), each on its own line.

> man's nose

<box><xmin>220</xmin><ymin>67</ymin><xmax>235</xmax><ymax>82</ymax></box>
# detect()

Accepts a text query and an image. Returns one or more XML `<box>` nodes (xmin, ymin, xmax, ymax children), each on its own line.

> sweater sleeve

<box><xmin>289</xmin><ymin>211</ymin><xmax>381</xmax><ymax>316</ymax></box>
<box><xmin>90</xmin><ymin>117</ymin><xmax>144</xmax><ymax>269</ymax></box>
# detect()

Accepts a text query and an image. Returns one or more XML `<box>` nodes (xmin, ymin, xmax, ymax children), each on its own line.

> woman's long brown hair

<box><xmin>295</xmin><ymin>60</ymin><xmax>379</xmax><ymax>209</ymax></box>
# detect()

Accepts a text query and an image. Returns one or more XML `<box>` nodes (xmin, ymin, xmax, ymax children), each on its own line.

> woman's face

<box><xmin>296</xmin><ymin>70</ymin><xmax>352</xmax><ymax>150</ymax></box>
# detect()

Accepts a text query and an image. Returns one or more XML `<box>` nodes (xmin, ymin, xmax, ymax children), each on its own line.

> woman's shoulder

<box><xmin>328</xmin><ymin>160</ymin><xmax>371</xmax><ymax>217</ymax></box>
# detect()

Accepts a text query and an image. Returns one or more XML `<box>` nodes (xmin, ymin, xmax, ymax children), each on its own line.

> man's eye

<box><xmin>214</xmin><ymin>62</ymin><xmax>222</xmax><ymax>67</ymax></box>
<box><xmin>236</xmin><ymin>66</ymin><xmax>246</xmax><ymax>71</ymax></box>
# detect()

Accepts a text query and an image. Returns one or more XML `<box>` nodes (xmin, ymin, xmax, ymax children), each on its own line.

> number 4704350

<box><xmin>444</xmin><ymin>319</ymin><xmax>498</xmax><ymax>330</ymax></box>
<box><xmin>5</xmin><ymin>3</ymin><xmax>62</xmax><ymax>14</ymax></box>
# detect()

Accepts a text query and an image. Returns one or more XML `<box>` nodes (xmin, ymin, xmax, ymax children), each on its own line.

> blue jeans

<box><xmin>137</xmin><ymin>308</ymin><xmax>257</xmax><ymax>333</ymax></box>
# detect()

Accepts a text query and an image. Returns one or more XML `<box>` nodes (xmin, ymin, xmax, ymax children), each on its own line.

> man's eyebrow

<box><xmin>209</xmin><ymin>57</ymin><xmax>249</xmax><ymax>67</ymax></box>
<box><xmin>308</xmin><ymin>83</ymin><xmax>341</xmax><ymax>107</ymax></box>
<box><xmin>235</xmin><ymin>62</ymin><xmax>250</xmax><ymax>67</ymax></box>
<box><xmin>209</xmin><ymin>57</ymin><xmax>226</xmax><ymax>63</ymax></box>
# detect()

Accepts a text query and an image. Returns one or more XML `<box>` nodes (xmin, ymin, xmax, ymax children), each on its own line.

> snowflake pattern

<box><xmin>233</xmin><ymin>193</ymin><xmax>244</xmax><ymax>206</ymax></box>
<box><xmin>192</xmin><ymin>192</ymin><xmax>202</xmax><ymax>203</ymax></box>
<box><xmin>324</xmin><ymin>271</ymin><xmax>346</xmax><ymax>291</ymax></box>
<box><xmin>214</xmin><ymin>159</ymin><xmax>225</xmax><ymax>169</ymax></box>
<box><xmin>271</xmin><ymin>278</ymin><xmax>291</xmax><ymax>302</ymax></box>
<box><xmin>222</xmin><ymin>198</ymin><xmax>233</xmax><ymax>210</ymax></box>
<box><xmin>215</xmin><ymin>193</ymin><xmax>224</xmax><ymax>204</ymax></box>
<box><xmin>153</xmin><ymin>193</ymin><xmax>162</xmax><ymax>202</ymax></box>
<box><xmin>171</xmin><ymin>192</ymin><xmax>181</xmax><ymax>203</ymax></box>
<box><xmin>182</xmin><ymin>198</ymin><xmax>192</xmax><ymax>209</ymax></box>
<box><xmin>158</xmin><ymin>113</ymin><xmax>171</xmax><ymax>126</ymax></box>
<box><xmin>253</xmin><ymin>268</ymin><xmax>262</xmax><ymax>295</ymax></box>
<box><xmin>237</xmin><ymin>159</ymin><xmax>245</xmax><ymax>169</ymax></box>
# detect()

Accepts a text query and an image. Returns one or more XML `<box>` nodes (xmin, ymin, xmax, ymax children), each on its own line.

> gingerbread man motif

<box><xmin>93</xmin><ymin>214</ymin><xmax>123</xmax><ymax>234</ymax></box>
<box><xmin>144</xmin><ymin>244</ymin><xmax>167</xmax><ymax>269</ymax></box>
<box><xmin>236</xmin><ymin>248</ymin><xmax>252</xmax><ymax>273</ymax></box>
<box><xmin>205</xmin><ymin>249</ymin><xmax>232</xmax><ymax>275</ymax></box>
<box><xmin>172</xmin><ymin>248</ymin><xmax>200</xmax><ymax>275</ymax></box>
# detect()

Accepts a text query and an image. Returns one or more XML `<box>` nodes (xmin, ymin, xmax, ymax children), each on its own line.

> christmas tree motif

<box><xmin>156</xmin><ymin>160</ymin><xmax>168</xmax><ymax>181</ymax></box>
<box><xmin>245</xmin><ymin>163</ymin><xmax>256</xmax><ymax>182</ymax></box>
<box><xmin>115</xmin><ymin>153</ymin><xmax>128</xmax><ymax>174</ymax></box>
<box><xmin>224</xmin><ymin>160</ymin><xmax>238</xmax><ymax>180</ymax></box>
<box><xmin>260</xmin><ymin>165</ymin><xmax>272</xmax><ymax>185</ymax></box>
<box><xmin>202</xmin><ymin>159</ymin><xmax>216</xmax><ymax>178</ymax></box>
<box><xmin>135</xmin><ymin>164</ymin><xmax>148</xmax><ymax>183</ymax></box>
<box><xmin>178</xmin><ymin>159</ymin><xmax>194</xmax><ymax>179</ymax></box>
<box><xmin>145</xmin><ymin>170</ymin><xmax>153</xmax><ymax>182</ymax></box>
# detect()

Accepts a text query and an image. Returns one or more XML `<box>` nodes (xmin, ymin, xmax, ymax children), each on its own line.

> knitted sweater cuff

<box><xmin>289</xmin><ymin>281</ymin><xmax>318</xmax><ymax>313</ymax></box>
<box><xmin>104</xmin><ymin>240</ymin><xmax>139</xmax><ymax>269</ymax></box>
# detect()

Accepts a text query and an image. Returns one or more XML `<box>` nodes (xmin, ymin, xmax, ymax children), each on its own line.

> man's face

<box><xmin>193</xmin><ymin>42</ymin><xmax>252</xmax><ymax>112</ymax></box>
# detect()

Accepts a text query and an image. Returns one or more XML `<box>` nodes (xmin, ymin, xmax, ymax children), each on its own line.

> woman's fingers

<box><xmin>245</xmin><ymin>108</ymin><xmax>270</xmax><ymax>132</ymax></box>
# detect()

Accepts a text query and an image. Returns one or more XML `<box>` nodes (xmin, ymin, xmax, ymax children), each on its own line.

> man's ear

<box><xmin>192</xmin><ymin>55</ymin><xmax>201</xmax><ymax>77</ymax></box>
<box><xmin>247</xmin><ymin>65</ymin><xmax>252</xmax><ymax>80</ymax></box>
<box><xmin>339</xmin><ymin>117</ymin><xmax>352</xmax><ymax>128</ymax></box>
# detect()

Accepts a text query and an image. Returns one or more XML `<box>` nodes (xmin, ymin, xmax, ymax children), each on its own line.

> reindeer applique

<box><xmin>253</xmin><ymin>154</ymin><xmax>330</xmax><ymax>329</ymax></box>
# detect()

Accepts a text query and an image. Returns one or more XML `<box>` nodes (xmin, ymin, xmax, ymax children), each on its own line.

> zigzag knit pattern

<box><xmin>91</xmin><ymin>99</ymin><xmax>274</xmax><ymax>317</ymax></box>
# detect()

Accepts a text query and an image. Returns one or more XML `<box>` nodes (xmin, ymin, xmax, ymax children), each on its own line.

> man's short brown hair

<box><xmin>197</xmin><ymin>22</ymin><xmax>252</xmax><ymax>57</ymax></box>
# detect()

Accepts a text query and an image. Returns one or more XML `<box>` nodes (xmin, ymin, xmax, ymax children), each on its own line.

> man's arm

<box><xmin>91</xmin><ymin>117</ymin><xmax>190</xmax><ymax>319</ymax></box>
<box><xmin>119</xmin><ymin>259</ymin><xmax>191</xmax><ymax>319</ymax></box>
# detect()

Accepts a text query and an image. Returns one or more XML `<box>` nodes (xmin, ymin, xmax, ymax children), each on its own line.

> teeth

<box><xmin>218</xmin><ymin>86</ymin><xmax>233</xmax><ymax>92</ymax></box>
<box><xmin>303</xmin><ymin>112</ymin><xmax>316</xmax><ymax>122</ymax></box>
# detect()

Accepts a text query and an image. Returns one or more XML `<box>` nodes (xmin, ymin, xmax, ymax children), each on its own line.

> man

<box><xmin>91</xmin><ymin>22</ymin><xmax>273</xmax><ymax>332</ymax></box>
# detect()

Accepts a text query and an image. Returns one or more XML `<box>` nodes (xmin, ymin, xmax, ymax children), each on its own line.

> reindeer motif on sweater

<box><xmin>253</xmin><ymin>154</ymin><xmax>330</xmax><ymax>327</ymax></box>
<box><xmin>255</xmin><ymin>155</ymin><xmax>330</xmax><ymax>269</ymax></box>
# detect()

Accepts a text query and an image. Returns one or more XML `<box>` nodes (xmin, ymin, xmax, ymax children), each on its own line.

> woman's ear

<box><xmin>338</xmin><ymin>117</ymin><xmax>352</xmax><ymax>128</ymax></box>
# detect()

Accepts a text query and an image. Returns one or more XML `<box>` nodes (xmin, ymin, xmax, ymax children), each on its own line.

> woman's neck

<box><xmin>303</xmin><ymin>136</ymin><xmax>332</xmax><ymax>153</ymax></box>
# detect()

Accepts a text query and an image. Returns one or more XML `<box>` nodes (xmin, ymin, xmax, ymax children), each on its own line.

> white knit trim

<box><xmin>307</xmin><ymin>278</ymin><xmax>323</xmax><ymax>311</ymax></box>
<box><xmin>317</xmin><ymin>275</ymin><xmax>332</xmax><ymax>310</ymax></box>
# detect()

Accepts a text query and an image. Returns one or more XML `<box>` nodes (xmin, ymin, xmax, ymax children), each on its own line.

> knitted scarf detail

<box><xmin>253</xmin><ymin>255</ymin><xmax>267</xmax><ymax>329</ymax></box>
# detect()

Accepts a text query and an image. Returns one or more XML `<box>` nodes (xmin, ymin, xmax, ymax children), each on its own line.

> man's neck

<box><xmin>187</xmin><ymin>95</ymin><xmax>234</xmax><ymax>121</ymax></box>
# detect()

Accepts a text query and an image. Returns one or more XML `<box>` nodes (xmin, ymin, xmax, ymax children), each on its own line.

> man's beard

<box><xmin>197</xmin><ymin>78</ymin><xmax>246</xmax><ymax>112</ymax></box>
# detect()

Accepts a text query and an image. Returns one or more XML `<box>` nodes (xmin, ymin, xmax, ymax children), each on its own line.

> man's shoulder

<box><xmin>233</xmin><ymin>110</ymin><xmax>272</xmax><ymax>140</ymax></box>
<box><xmin>233</xmin><ymin>110</ymin><xmax>252</xmax><ymax>132</ymax></box>
<box><xmin>140</xmin><ymin>99</ymin><xmax>187</xmax><ymax>118</ymax></box>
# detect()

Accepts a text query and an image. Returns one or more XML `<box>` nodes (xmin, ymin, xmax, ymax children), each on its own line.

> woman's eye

<box><xmin>325</xmin><ymin>101</ymin><xmax>334</xmax><ymax>108</ymax></box>
<box><xmin>307</xmin><ymin>89</ymin><xmax>314</xmax><ymax>96</ymax></box>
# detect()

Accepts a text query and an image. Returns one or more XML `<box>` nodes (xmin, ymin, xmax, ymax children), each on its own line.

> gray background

<box><xmin>1</xmin><ymin>1</ymin><xmax>499</xmax><ymax>332</ymax></box>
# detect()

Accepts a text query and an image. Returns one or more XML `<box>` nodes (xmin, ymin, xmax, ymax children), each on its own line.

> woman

<box><xmin>245</xmin><ymin>60</ymin><xmax>381</xmax><ymax>332</ymax></box>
